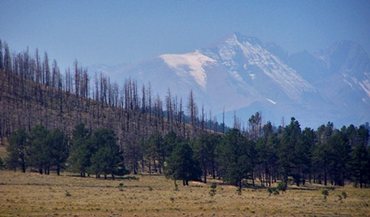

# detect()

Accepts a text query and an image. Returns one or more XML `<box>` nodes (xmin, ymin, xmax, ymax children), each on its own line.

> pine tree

<box><xmin>6</xmin><ymin>129</ymin><xmax>29</xmax><ymax>172</ymax></box>
<box><xmin>88</xmin><ymin>128</ymin><xmax>124</xmax><ymax>179</ymax></box>
<box><xmin>165</xmin><ymin>142</ymin><xmax>201</xmax><ymax>186</ymax></box>
<box><xmin>68</xmin><ymin>124</ymin><xmax>92</xmax><ymax>177</ymax></box>
<box><xmin>218</xmin><ymin>129</ymin><xmax>254</xmax><ymax>190</ymax></box>
<box><xmin>47</xmin><ymin>129</ymin><xmax>69</xmax><ymax>175</ymax></box>
<box><xmin>28</xmin><ymin>125</ymin><xmax>49</xmax><ymax>174</ymax></box>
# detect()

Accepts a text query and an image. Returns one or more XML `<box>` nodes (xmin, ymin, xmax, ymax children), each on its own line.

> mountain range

<box><xmin>89</xmin><ymin>33</ymin><xmax>370</xmax><ymax>128</ymax></box>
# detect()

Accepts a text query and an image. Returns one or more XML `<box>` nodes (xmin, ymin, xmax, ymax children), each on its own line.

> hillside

<box><xmin>0</xmin><ymin>43</ymin><xmax>221</xmax><ymax>173</ymax></box>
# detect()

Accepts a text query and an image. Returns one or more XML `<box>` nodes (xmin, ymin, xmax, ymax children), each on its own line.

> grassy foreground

<box><xmin>0</xmin><ymin>171</ymin><xmax>369</xmax><ymax>217</ymax></box>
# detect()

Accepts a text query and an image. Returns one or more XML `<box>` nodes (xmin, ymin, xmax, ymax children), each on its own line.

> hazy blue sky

<box><xmin>1</xmin><ymin>0</ymin><xmax>369</xmax><ymax>70</ymax></box>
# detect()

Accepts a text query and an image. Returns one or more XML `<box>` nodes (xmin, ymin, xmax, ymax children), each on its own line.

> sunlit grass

<box><xmin>0</xmin><ymin>170</ymin><xmax>369</xmax><ymax>216</ymax></box>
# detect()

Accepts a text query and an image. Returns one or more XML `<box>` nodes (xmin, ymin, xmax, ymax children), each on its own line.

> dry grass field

<box><xmin>0</xmin><ymin>170</ymin><xmax>370</xmax><ymax>217</ymax></box>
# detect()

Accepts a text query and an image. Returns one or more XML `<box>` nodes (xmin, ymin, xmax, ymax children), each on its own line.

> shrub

<box><xmin>277</xmin><ymin>182</ymin><xmax>287</xmax><ymax>192</ymax></box>
<box><xmin>321</xmin><ymin>189</ymin><xmax>329</xmax><ymax>200</ymax></box>
<box><xmin>0</xmin><ymin>157</ymin><xmax>4</xmax><ymax>170</ymax></box>
<box><xmin>267</xmin><ymin>187</ymin><xmax>279</xmax><ymax>196</ymax></box>
<box><xmin>118</xmin><ymin>182</ymin><xmax>124</xmax><ymax>191</ymax></box>
<box><xmin>236</xmin><ymin>187</ymin><xmax>242</xmax><ymax>195</ymax></box>
<box><xmin>341</xmin><ymin>191</ymin><xmax>347</xmax><ymax>199</ymax></box>
<box><xmin>65</xmin><ymin>190</ymin><xmax>71</xmax><ymax>197</ymax></box>
<box><xmin>209</xmin><ymin>182</ymin><xmax>217</xmax><ymax>197</ymax></box>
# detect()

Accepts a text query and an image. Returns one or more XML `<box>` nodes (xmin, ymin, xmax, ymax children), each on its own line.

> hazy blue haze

<box><xmin>1</xmin><ymin>0</ymin><xmax>369</xmax><ymax>70</ymax></box>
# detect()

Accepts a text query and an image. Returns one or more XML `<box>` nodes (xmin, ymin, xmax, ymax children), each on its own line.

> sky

<box><xmin>1</xmin><ymin>0</ymin><xmax>370</xmax><ymax>70</ymax></box>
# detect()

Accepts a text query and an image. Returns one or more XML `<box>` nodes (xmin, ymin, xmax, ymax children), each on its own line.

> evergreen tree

<box><xmin>301</xmin><ymin>127</ymin><xmax>316</xmax><ymax>183</ymax></box>
<box><xmin>28</xmin><ymin>125</ymin><xmax>49</xmax><ymax>174</ymax></box>
<box><xmin>68</xmin><ymin>124</ymin><xmax>92</xmax><ymax>177</ymax></box>
<box><xmin>218</xmin><ymin>129</ymin><xmax>255</xmax><ymax>190</ymax></box>
<box><xmin>350</xmin><ymin>125</ymin><xmax>370</xmax><ymax>187</ymax></box>
<box><xmin>165</xmin><ymin>142</ymin><xmax>201</xmax><ymax>186</ymax></box>
<box><xmin>47</xmin><ymin>129</ymin><xmax>69</xmax><ymax>175</ymax></box>
<box><xmin>255</xmin><ymin>122</ymin><xmax>278</xmax><ymax>186</ymax></box>
<box><xmin>88</xmin><ymin>128</ymin><xmax>124</xmax><ymax>179</ymax></box>
<box><xmin>277</xmin><ymin>118</ymin><xmax>302</xmax><ymax>187</ymax></box>
<box><xmin>194</xmin><ymin>133</ymin><xmax>218</xmax><ymax>183</ymax></box>
<box><xmin>326</xmin><ymin>129</ymin><xmax>350</xmax><ymax>186</ymax></box>
<box><xmin>6</xmin><ymin>129</ymin><xmax>29</xmax><ymax>172</ymax></box>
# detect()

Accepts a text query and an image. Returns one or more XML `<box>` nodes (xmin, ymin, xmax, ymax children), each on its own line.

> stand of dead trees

<box><xmin>0</xmin><ymin>40</ymin><xmax>224</xmax><ymax>174</ymax></box>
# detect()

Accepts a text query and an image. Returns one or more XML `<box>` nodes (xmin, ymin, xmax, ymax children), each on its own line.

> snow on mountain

<box><xmin>360</xmin><ymin>77</ymin><xmax>370</xmax><ymax>97</ymax></box>
<box><xmin>208</xmin><ymin>33</ymin><xmax>315</xmax><ymax>100</ymax></box>
<box><xmin>89</xmin><ymin>33</ymin><xmax>370</xmax><ymax>127</ymax></box>
<box><xmin>160</xmin><ymin>51</ymin><xmax>216</xmax><ymax>88</ymax></box>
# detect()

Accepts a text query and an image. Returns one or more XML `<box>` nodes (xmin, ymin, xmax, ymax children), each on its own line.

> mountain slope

<box><xmin>89</xmin><ymin>33</ymin><xmax>370</xmax><ymax>127</ymax></box>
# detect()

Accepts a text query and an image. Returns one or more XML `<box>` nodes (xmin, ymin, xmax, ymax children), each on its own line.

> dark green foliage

<box><xmin>209</xmin><ymin>182</ymin><xmax>217</xmax><ymax>197</ymax></box>
<box><xmin>277</xmin><ymin>182</ymin><xmax>287</xmax><ymax>192</ymax></box>
<box><xmin>322</xmin><ymin>189</ymin><xmax>329</xmax><ymax>200</ymax></box>
<box><xmin>165</xmin><ymin>142</ymin><xmax>201</xmax><ymax>186</ymax></box>
<box><xmin>277</xmin><ymin>118</ymin><xmax>302</xmax><ymax>187</ymax></box>
<box><xmin>144</xmin><ymin>132</ymin><xmax>166</xmax><ymax>174</ymax></box>
<box><xmin>256</xmin><ymin>122</ymin><xmax>278</xmax><ymax>187</ymax></box>
<box><xmin>28</xmin><ymin>125</ymin><xmax>49</xmax><ymax>174</ymax></box>
<box><xmin>267</xmin><ymin>187</ymin><xmax>279</xmax><ymax>196</ymax></box>
<box><xmin>6</xmin><ymin>129</ymin><xmax>29</xmax><ymax>172</ymax></box>
<box><xmin>118</xmin><ymin>182</ymin><xmax>124</xmax><ymax>191</ymax></box>
<box><xmin>88</xmin><ymin>128</ymin><xmax>125</xmax><ymax>179</ymax></box>
<box><xmin>68</xmin><ymin>124</ymin><xmax>92</xmax><ymax>177</ymax></box>
<box><xmin>47</xmin><ymin>129</ymin><xmax>69</xmax><ymax>175</ymax></box>
<box><xmin>350</xmin><ymin>125</ymin><xmax>370</xmax><ymax>188</ymax></box>
<box><xmin>0</xmin><ymin>157</ymin><xmax>4</xmax><ymax>169</ymax></box>
<box><xmin>193</xmin><ymin>133</ymin><xmax>219</xmax><ymax>183</ymax></box>
<box><xmin>25</xmin><ymin>125</ymin><xmax>69</xmax><ymax>175</ymax></box>
<box><xmin>217</xmin><ymin>129</ymin><xmax>255</xmax><ymax>190</ymax></box>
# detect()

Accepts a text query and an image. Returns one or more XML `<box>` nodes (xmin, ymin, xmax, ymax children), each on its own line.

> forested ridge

<box><xmin>1</xmin><ymin>40</ymin><xmax>370</xmax><ymax>189</ymax></box>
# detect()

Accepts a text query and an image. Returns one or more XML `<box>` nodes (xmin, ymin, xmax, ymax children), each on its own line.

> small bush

<box><xmin>236</xmin><ymin>187</ymin><xmax>242</xmax><ymax>195</ymax></box>
<box><xmin>209</xmin><ymin>182</ymin><xmax>217</xmax><ymax>197</ymax></box>
<box><xmin>267</xmin><ymin>187</ymin><xmax>279</xmax><ymax>196</ymax></box>
<box><xmin>322</xmin><ymin>189</ymin><xmax>329</xmax><ymax>200</ymax></box>
<box><xmin>0</xmin><ymin>157</ymin><xmax>4</xmax><ymax>170</ymax></box>
<box><xmin>118</xmin><ymin>182</ymin><xmax>124</xmax><ymax>191</ymax></box>
<box><xmin>341</xmin><ymin>191</ymin><xmax>347</xmax><ymax>199</ymax></box>
<box><xmin>277</xmin><ymin>182</ymin><xmax>287</xmax><ymax>192</ymax></box>
<box><xmin>148</xmin><ymin>186</ymin><xmax>153</xmax><ymax>191</ymax></box>
<box><xmin>65</xmin><ymin>190</ymin><xmax>71</xmax><ymax>197</ymax></box>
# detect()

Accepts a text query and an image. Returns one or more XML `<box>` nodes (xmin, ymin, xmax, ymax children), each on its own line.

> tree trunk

<box><xmin>57</xmin><ymin>164</ymin><xmax>60</xmax><ymax>176</ymax></box>
<box><xmin>21</xmin><ymin>159</ymin><xmax>26</xmax><ymax>173</ymax></box>
<box><xmin>203</xmin><ymin>167</ymin><xmax>207</xmax><ymax>183</ymax></box>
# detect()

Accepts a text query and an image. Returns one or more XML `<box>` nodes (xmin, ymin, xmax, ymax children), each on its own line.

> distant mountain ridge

<box><xmin>88</xmin><ymin>33</ymin><xmax>370</xmax><ymax>127</ymax></box>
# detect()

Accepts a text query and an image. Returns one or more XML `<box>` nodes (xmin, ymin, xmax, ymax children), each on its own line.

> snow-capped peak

<box><xmin>215</xmin><ymin>33</ymin><xmax>315</xmax><ymax>99</ymax></box>
<box><xmin>160</xmin><ymin>51</ymin><xmax>216</xmax><ymax>88</ymax></box>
